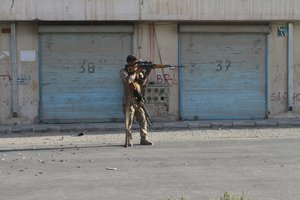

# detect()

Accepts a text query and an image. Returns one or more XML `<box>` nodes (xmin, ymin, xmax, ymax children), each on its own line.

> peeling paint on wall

<box><xmin>295</xmin><ymin>64</ymin><xmax>300</xmax><ymax>86</ymax></box>
<box><xmin>0</xmin><ymin>73</ymin><xmax>11</xmax><ymax>81</ymax></box>
<box><xmin>0</xmin><ymin>51</ymin><xmax>10</xmax><ymax>59</ymax></box>
<box><xmin>30</xmin><ymin>80</ymin><xmax>38</xmax><ymax>91</ymax></box>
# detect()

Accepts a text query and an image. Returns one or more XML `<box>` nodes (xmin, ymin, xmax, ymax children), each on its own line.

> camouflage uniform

<box><xmin>120</xmin><ymin>67</ymin><xmax>151</xmax><ymax>146</ymax></box>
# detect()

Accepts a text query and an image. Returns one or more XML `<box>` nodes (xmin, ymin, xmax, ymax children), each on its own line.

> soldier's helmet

<box><xmin>126</xmin><ymin>55</ymin><xmax>137</xmax><ymax>63</ymax></box>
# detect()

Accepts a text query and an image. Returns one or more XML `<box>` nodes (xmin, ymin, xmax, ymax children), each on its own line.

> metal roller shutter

<box><xmin>180</xmin><ymin>25</ymin><xmax>269</xmax><ymax>120</ymax></box>
<box><xmin>39</xmin><ymin>26</ymin><xmax>132</xmax><ymax>123</ymax></box>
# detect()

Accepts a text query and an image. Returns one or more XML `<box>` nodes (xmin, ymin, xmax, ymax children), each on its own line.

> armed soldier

<box><xmin>120</xmin><ymin>55</ymin><xmax>153</xmax><ymax>147</ymax></box>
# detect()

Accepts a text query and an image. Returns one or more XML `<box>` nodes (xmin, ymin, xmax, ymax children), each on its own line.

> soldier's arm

<box><xmin>120</xmin><ymin>69</ymin><xmax>136</xmax><ymax>83</ymax></box>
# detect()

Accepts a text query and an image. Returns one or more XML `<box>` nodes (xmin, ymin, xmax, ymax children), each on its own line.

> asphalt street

<box><xmin>1</xmin><ymin>130</ymin><xmax>300</xmax><ymax>200</ymax></box>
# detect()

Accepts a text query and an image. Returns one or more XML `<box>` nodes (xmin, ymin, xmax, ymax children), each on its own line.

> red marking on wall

<box><xmin>156</xmin><ymin>74</ymin><xmax>177</xmax><ymax>85</ymax></box>
<box><xmin>271</xmin><ymin>92</ymin><xmax>300</xmax><ymax>104</ymax></box>
<box><xmin>0</xmin><ymin>74</ymin><xmax>11</xmax><ymax>81</ymax></box>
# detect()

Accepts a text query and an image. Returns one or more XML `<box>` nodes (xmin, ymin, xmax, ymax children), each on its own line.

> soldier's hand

<box><xmin>128</xmin><ymin>73</ymin><xmax>137</xmax><ymax>82</ymax></box>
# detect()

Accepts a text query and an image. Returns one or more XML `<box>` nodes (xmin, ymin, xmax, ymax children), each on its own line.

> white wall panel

<box><xmin>0</xmin><ymin>0</ymin><xmax>299</xmax><ymax>21</ymax></box>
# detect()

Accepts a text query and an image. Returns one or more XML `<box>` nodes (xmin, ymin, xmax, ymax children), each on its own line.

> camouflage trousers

<box><xmin>124</xmin><ymin>104</ymin><xmax>148</xmax><ymax>140</ymax></box>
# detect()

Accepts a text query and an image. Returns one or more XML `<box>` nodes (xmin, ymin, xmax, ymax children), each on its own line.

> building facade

<box><xmin>0</xmin><ymin>0</ymin><xmax>300</xmax><ymax>124</ymax></box>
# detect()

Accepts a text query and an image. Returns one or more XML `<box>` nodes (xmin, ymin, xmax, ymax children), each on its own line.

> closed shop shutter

<box><xmin>180</xmin><ymin>25</ymin><xmax>269</xmax><ymax>120</ymax></box>
<box><xmin>39</xmin><ymin>26</ymin><xmax>132</xmax><ymax>123</ymax></box>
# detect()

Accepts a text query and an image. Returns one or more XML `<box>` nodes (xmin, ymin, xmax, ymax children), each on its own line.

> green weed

<box><xmin>167</xmin><ymin>194</ymin><xmax>185</xmax><ymax>200</ymax></box>
<box><xmin>220</xmin><ymin>192</ymin><xmax>245</xmax><ymax>200</ymax></box>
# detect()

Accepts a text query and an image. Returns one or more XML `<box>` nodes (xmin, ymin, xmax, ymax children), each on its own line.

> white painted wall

<box><xmin>0</xmin><ymin>24</ymin><xmax>12</xmax><ymax>124</ymax></box>
<box><xmin>0</xmin><ymin>0</ymin><xmax>300</xmax><ymax>21</ymax></box>
<box><xmin>141</xmin><ymin>0</ymin><xmax>300</xmax><ymax>21</ymax></box>
<box><xmin>293</xmin><ymin>24</ymin><xmax>300</xmax><ymax>111</ymax></box>
<box><xmin>133</xmin><ymin>23</ymin><xmax>179</xmax><ymax>120</ymax></box>
<box><xmin>0</xmin><ymin>23</ymin><xmax>39</xmax><ymax>124</ymax></box>
<box><xmin>268</xmin><ymin>23</ymin><xmax>300</xmax><ymax>118</ymax></box>
<box><xmin>16</xmin><ymin>23</ymin><xmax>39</xmax><ymax>124</ymax></box>
<box><xmin>268</xmin><ymin>23</ymin><xmax>288</xmax><ymax>116</ymax></box>
<box><xmin>1</xmin><ymin>22</ymin><xmax>300</xmax><ymax>124</ymax></box>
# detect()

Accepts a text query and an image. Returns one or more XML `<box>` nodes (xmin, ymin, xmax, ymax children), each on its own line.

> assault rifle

<box><xmin>127</xmin><ymin>61</ymin><xmax>184</xmax><ymax>74</ymax></box>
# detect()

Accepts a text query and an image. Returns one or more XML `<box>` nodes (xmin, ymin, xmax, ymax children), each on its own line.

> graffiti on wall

<box><xmin>79</xmin><ymin>59</ymin><xmax>95</xmax><ymax>73</ymax></box>
<box><xmin>155</xmin><ymin>72</ymin><xmax>178</xmax><ymax>86</ymax></box>
<box><xmin>17</xmin><ymin>74</ymin><xmax>32</xmax><ymax>85</ymax></box>
<box><xmin>216</xmin><ymin>60</ymin><xmax>232</xmax><ymax>72</ymax></box>
<box><xmin>0</xmin><ymin>73</ymin><xmax>11</xmax><ymax>81</ymax></box>
<box><xmin>0</xmin><ymin>73</ymin><xmax>33</xmax><ymax>86</ymax></box>
<box><xmin>270</xmin><ymin>91</ymin><xmax>300</xmax><ymax>104</ymax></box>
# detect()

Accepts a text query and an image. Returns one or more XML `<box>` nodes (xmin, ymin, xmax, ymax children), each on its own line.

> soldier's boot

<box><xmin>127</xmin><ymin>139</ymin><xmax>133</xmax><ymax>147</ymax></box>
<box><xmin>140</xmin><ymin>138</ymin><xmax>153</xmax><ymax>145</ymax></box>
<box><xmin>124</xmin><ymin>133</ymin><xmax>133</xmax><ymax>147</ymax></box>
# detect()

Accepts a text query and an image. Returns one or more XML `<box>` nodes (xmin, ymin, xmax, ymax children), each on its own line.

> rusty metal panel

<box><xmin>40</xmin><ymin>29</ymin><xmax>132</xmax><ymax>123</ymax></box>
<box><xmin>181</xmin><ymin>32</ymin><xmax>266</xmax><ymax>120</ymax></box>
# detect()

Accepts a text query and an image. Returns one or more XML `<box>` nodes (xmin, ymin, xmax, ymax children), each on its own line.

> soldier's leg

<box><xmin>135</xmin><ymin>106</ymin><xmax>153</xmax><ymax>145</ymax></box>
<box><xmin>124</xmin><ymin>105</ymin><xmax>135</xmax><ymax>147</ymax></box>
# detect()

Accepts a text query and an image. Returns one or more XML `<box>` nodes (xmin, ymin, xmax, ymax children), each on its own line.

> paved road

<box><xmin>1</xmin><ymin>130</ymin><xmax>300</xmax><ymax>200</ymax></box>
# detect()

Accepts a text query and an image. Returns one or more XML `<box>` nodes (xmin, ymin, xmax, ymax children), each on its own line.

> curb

<box><xmin>1</xmin><ymin>119</ymin><xmax>300</xmax><ymax>135</ymax></box>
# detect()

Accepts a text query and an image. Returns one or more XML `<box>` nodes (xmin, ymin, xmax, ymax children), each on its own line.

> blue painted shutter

<box><xmin>40</xmin><ymin>26</ymin><xmax>132</xmax><ymax>123</ymax></box>
<box><xmin>180</xmin><ymin>30</ymin><xmax>266</xmax><ymax>120</ymax></box>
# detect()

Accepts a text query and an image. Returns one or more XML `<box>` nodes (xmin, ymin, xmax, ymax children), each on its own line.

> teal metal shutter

<box><xmin>39</xmin><ymin>26</ymin><xmax>133</xmax><ymax>123</ymax></box>
<box><xmin>180</xmin><ymin>25</ymin><xmax>269</xmax><ymax>120</ymax></box>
